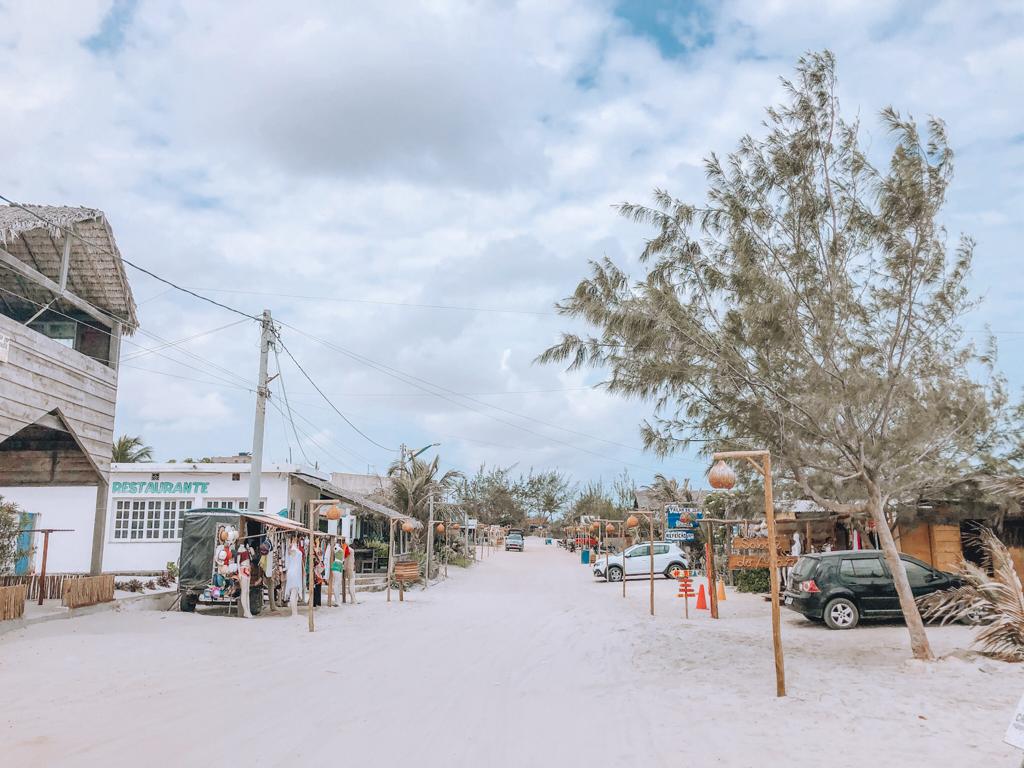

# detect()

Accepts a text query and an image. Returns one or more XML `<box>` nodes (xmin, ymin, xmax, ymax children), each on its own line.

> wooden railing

<box><xmin>0</xmin><ymin>584</ymin><xmax>27</xmax><ymax>620</ymax></box>
<box><xmin>62</xmin><ymin>575</ymin><xmax>115</xmax><ymax>609</ymax></box>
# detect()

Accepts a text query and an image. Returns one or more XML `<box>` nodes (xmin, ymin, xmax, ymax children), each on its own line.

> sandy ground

<box><xmin>2</xmin><ymin>538</ymin><xmax>1023</xmax><ymax>767</ymax></box>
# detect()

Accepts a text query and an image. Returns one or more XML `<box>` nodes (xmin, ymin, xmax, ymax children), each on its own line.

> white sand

<box><xmin>2</xmin><ymin>538</ymin><xmax>1023</xmax><ymax>767</ymax></box>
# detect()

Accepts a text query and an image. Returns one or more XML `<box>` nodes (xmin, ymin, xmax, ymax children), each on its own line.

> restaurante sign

<box><xmin>112</xmin><ymin>481</ymin><xmax>211</xmax><ymax>495</ymax></box>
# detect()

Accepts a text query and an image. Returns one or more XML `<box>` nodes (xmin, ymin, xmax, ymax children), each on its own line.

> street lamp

<box><xmin>710</xmin><ymin>451</ymin><xmax>785</xmax><ymax>698</ymax></box>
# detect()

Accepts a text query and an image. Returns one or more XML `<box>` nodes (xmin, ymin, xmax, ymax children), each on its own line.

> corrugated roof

<box><xmin>294</xmin><ymin>472</ymin><xmax>421</xmax><ymax>527</ymax></box>
<box><xmin>0</xmin><ymin>204</ymin><xmax>138</xmax><ymax>331</ymax></box>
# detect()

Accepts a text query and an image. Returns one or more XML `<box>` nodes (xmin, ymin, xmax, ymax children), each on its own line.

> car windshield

<box><xmin>508</xmin><ymin>534</ymin><xmax>523</xmax><ymax>540</ymax></box>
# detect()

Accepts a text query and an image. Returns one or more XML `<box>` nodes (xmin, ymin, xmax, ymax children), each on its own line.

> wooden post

<box><xmin>308</xmin><ymin>509</ymin><xmax>317</xmax><ymax>633</ymax></box>
<box><xmin>706</xmin><ymin>521</ymin><xmax>719</xmax><ymax>619</ymax></box>
<box><xmin>37</xmin><ymin>530</ymin><xmax>50</xmax><ymax>605</ymax></box>
<box><xmin>621</xmin><ymin>523</ymin><xmax>626</xmax><ymax>599</ymax></box>
<box><xmin>326</xmin><ymin>535</ymin><xmax>335</xmax><ymax>608</ymax></box>
<box><xmin>649</xmin><ymin>514</ymin><xmax>655</xmax><ymax>617</ymax></box>
<box><xmin>425</xmin><ymin>495</ymin><xmax>433</xmax><ymax>589</ymax></box>
<box><xmin>387</xmin><ymin>519</ymin><xmax>395</xmax><ymax>603</ymax></box>
<box><xmin>763</xmin><ymin>454</ymin><xmax>786</xmax><ymax>697</ymax></box>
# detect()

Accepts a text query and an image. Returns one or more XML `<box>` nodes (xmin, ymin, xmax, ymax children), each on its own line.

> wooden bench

<box><xmin>393</xmin><ymin>561</ymin><xmax>420</xmax><ymax>602</ymax></box>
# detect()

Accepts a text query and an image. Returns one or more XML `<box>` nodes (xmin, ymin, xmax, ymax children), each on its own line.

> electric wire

<box><xmin>273</xmin><ymin>330</ymin><xmax>396</xmax><ymax>453</ymax></box>
<box><xmin>0</xmin><ymin>194</ymin><xmax>260</xmax><ymax>322</ymax></box>
<box><xmin>271</xmin><ymin>343</ymin><xmax>312</xmax><ymax>465</ymax></box>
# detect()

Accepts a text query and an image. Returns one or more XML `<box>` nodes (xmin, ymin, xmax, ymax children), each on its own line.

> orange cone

<box><xmin>696</xmin><ymin>583</ymin><xmax>708</xmax><ymax>610</ymax></box>
<box><xmin>717</xmin><ymin>579</ymin><xmax>727</xmax><ymax>602</ymax></box>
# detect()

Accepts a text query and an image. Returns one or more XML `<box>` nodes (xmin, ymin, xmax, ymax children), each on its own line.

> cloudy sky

<box><xmin>1</xmin><ymin>1</ymin><xmax>1022</xmax><ymax>488</ymax></box>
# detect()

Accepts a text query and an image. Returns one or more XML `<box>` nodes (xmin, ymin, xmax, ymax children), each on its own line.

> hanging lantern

<box><xmin>590</xmin><ymin>522</ymin><xmax>599</xmax><ymax>532</ymax></box>
<box><xmin>451</xmin><ymin>523</ymin><xmax>461</xmax><ymax>531</ymax></box>
<box><xmin>401</xmin><ymin>520</ymin><xmax>416</xmax><ymax>533</ymax></box>
<box><xmin>325</xmin><ymin>505</ymin><xmax>342</xmax><ymax>521</ymax></box>
<box><xmin>606</xmin><ymin>523</ymin><xmax>615</xmax><ymax>534</ymax></box>
<box><xmin>709</xmin><ymin>459</ymin><xmax>737</xmax><ymax>490</ymax></box>
<box><xmin>626</xmin><ymin>515</ymin><xmax>639</xmax><ymax>529</ymax></box>
<box><xmin>436</xmin><ymin>523</ymin><xmax>445</xmax><ymax>534</ymax></box>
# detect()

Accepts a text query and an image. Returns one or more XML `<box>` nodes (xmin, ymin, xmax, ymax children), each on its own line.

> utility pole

<box><xmin>248</xmin><ymin>309</ymin><xmax>273</xmax><ymax>516</ymax></box>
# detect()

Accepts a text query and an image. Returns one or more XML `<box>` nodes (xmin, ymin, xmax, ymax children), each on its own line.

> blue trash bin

<box><xmin>581</xmin><ymin>549</ymin><xmax>590</xmax><ymax>565</ymax></box>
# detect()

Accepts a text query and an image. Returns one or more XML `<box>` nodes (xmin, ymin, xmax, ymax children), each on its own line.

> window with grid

<box><xmin>146</xmin><ymin>501</ymin><xmax>162</xmax><ymax>539</ymax></box>
<box><xmin>236</xmin><ymin>499</ymin><xmax>266</xmax><ymax>512</ymax></box>
<box><xmin>114</xmin><ymin>500</ymin><xmax>132</xmax><ymax>539</ymax></box>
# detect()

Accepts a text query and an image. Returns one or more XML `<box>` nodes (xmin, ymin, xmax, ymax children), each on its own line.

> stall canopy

<box><xmin>293</xmin><ymin>472</ymin><xmax>422</xmax><ymax>528</ymax></box>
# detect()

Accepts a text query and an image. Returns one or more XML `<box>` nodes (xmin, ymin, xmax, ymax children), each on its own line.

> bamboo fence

<box><xmin>0</xmin><ymin>584</ymin><xmax>27</xmax><ymax>620</ymax></box>
<box><xmin>61</xmin><ymin>574</ymin><xmax>115</xmax><ymax>609</ymax></box>
<box><xmin>0</xmin><ymin>572</ymin><xmax>77</xmax><ymax>601</ymax></box>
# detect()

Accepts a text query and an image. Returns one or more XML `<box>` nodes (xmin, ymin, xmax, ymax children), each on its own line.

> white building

<box><xmin>1</xmin><ymin>462</ymin><xmax>406</xmax><ymax>574</ymax></box>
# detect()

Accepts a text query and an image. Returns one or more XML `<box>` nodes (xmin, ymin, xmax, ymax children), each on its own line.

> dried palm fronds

<box><xmin>918</xmin><ymin>527</ymin><xmax>1024</xmax><ymax>662</ymax></box>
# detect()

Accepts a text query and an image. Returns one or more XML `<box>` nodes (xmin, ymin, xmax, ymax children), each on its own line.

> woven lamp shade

<box><xmin>626</xmin><ymin>515</ymin><xmax>639</xmax><ymax>529</ymax></box>
<box><xmin>709</xmin><ymin>460</ymin><xmax>737</xmax><ymax>490</ymax></box>
<box><xmin>401</xmin><ymin>520</ymin><xmax>416</xmax><ymax>533</ymax></box>
<box><xmin>436</xmin><ymin>523</ymin><xmax>445</xmax><ymax>534</ymax></box>
<box><xmin>606</xmin><ymin>523</ymin><xmax>615</xmax><ymax>534</ymax></box>
<box><xmin>325</xmin><ymin>505</ymin><xmax>342</xmax><ymax>521</ymax></box>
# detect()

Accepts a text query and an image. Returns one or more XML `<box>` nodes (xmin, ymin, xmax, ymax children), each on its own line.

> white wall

<box><xmin>0</xmin><ymin>485</ymin><xmax>96</xmax><ymax>573</ymax></box>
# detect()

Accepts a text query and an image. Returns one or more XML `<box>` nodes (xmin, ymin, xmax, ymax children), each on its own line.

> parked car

<box><xmin>784</xmin><ymin>549</ymin><xmax>962</xmax><ymax>629</ymax></box>
<box><xmin>505</xmin><ymin>533</ymin><xmax>524</xmax><ymax>552</ymax></box>
<box><xmin>592</xmin><ymin>542</ymin><xmax>688</xmax><ymax>581</ymax></box>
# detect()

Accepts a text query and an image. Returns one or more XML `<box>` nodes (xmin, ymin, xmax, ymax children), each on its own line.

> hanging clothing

<box><xmin>285</xmin><ymin>543</ymin><xmax>304</xmax><ymax>598</ymax></box>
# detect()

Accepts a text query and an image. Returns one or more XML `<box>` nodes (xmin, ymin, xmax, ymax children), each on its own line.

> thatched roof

<box><xmin>0</xmin><ymin>204</ymin><xmax>138</xmax><ymax>331</ymax></box>
<box><xmin>294</xmin><ymin>472</ymin><xmax>422</xmax><ymax>527</ymax></box>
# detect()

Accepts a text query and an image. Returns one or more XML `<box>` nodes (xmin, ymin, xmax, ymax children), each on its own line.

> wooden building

<box><xmin>0</xmin><ymin>204</ymin><xmax>137</xmax><ymax>574</ymax></box>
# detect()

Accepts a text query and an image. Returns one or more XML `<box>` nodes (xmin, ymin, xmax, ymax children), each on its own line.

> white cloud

<box><xmin>1</xmin><ymin>0</ymin><xmax>1021</xmax><ymax>485</ymax></box>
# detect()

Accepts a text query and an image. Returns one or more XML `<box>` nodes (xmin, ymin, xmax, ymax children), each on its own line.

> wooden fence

<box><xmin>62</xmin><ymin>574</ymin><xmax>115</xmax><ymax>609</ymax></box>
<box><xmin>0</xmin><ymin>584</ymin><xmax>27</xmax><ymax>621</ymax></box>
<box><xmin>0</xmin><ymin>573</ymin><xmax>78</xmax><ymax>601</ymax></box>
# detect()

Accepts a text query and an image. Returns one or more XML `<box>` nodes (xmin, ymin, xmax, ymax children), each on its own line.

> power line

<box><xmin>121</xmin><ymin>319</ymin><xmax>247</xmax><ymax>362</ymax></box>
<box><xmin>273</xmin><ymin>330</ymin><xmax>395</xmax><ymax>453</ymax></box>
<box><xmin>0</xmin><ymin>194</ymin><xmax>260</xmax><ymax>322</ymax></box>
<box><xmin>271</xmin><ymin>343</ymin><xmax>312</xmax><ymax>465</ymax></box>
<box><xmin>275</xmin><ymin>320</ymin><xmax>676</xmax><ymax>472</ymax></box>
<box><xmin>181</xmin><ymin>285</ymin><xmax>558</xmax><ymax>317</ymax></box>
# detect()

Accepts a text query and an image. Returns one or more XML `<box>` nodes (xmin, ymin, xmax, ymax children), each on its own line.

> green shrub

<box><xmin>734</xmin><ymin>568</ymin><xmax>770</xmax><ymax>593</ymax></box>
<box><xmin>165</xmin><ymin>561</ymin><xmax>179</xmax><ymax>580</ymax></box>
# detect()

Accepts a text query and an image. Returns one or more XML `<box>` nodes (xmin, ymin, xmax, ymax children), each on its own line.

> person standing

<box><xmin>341</xmin><ymin>536</ymin><xmax>359</xmax><ymax>604</ymax></box>
<box><xmin>330</xmin><ymin>540</ymin><xmax>344</xmax><ymax>606</ymax></box>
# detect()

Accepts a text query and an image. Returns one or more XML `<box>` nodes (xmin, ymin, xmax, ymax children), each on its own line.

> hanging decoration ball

<box><xmin>325</xmin><ymin>505</ymin><xmax>342</xmax><ymax>521</ymax></box>
<box><xmin>606</xmin><ymin>523</ymin><xmax>615</xmax><ymax>534</ymax></box>
<box><xmin>452</xmin><ymin>523</ymin><xmax>461</xmax><ymax>531</ymax></box>
<box><xmin>709</xmin><ymin>459</ymin><xmax>737</xmax><ymax>490</ymax></box>
<box><xmin>590</xmin><ymin>522</ymin><xmax>599</xmax><ymax>532</ymax></box>
<box><xmin>402</xmin><ymin>520</ymin><xmax>416</xmax><ymax>533</ymax></box>
<box><xmin>626</xmin><ymin>515</ymin><xmax>639</xmax><ymax>529</ymax></box>
<box><xmin>436</xmin><ymin>523</ymin><xmax>445</xmax><ymax>534</ymax></box>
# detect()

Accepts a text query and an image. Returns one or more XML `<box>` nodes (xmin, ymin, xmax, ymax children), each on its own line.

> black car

<box><xmin>784</xmin><ymin>549</ymin><xmax>960</xmax><ymax>629</ymax></box>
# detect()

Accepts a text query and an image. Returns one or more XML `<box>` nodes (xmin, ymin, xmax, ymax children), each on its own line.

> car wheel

<box><xmin>664</xmin><ymin>563</ymin><xmax>685</xmax><ymax>579</ymax></box>
<box><xmin>823</xmin><ymin>598</ymin><xmax>859</xmax><ymax>630</ymax></box>
<box><xmin>607</xmin><ymin>565</ymin><xmax>623</xmax><ymax>582</ymax></box>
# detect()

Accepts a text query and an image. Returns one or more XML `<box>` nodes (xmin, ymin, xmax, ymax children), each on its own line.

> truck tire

<box><xmin>180</xmin><ymin>592</ymin><xmax>198</xmax><ymax>613</ymax></box>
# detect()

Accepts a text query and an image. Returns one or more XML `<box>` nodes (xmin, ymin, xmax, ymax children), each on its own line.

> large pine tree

<box><xmin>541</xmin><ymin>51</ymin><xmax>1007</xmax><ymax>659</ymax></box>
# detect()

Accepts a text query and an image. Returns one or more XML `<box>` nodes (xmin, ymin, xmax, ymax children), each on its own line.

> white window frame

<box><xmin>112</xmin><ymin>498</ymin><xmax>193</xmax><ymax>542</ymax></box>
<box><xmin>204</xmin><ymin>498</ymin><xmax>266</xmax><ymax>512</ymax></box>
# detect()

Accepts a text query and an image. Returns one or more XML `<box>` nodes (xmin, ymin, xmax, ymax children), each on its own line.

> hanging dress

<box><xmin>285</xmin><ymin>543</ymin><xmax>304</xmax><ymax>598</ymax></box>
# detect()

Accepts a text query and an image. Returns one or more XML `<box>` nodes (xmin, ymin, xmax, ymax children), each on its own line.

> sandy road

<box><xmin>2</xmin><ymin>538</ymin><xmax>1024</xmax><ymax>767</ymax></box>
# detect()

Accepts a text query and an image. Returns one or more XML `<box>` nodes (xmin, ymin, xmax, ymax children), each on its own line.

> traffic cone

<box><xmin>717</xmin><ymin>579</ymin><xmax>727</xmax><ymax>602</ymax></box>
<box><xmin>696</xmin><ymin>583</ymin><xmax>708</xmax><ymax>610</ymax></box>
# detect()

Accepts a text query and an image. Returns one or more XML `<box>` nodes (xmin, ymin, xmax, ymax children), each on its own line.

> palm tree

<box><xmin>112</xmin><ymin>435</ymin><xmax>154</xmax><ymax>463</ymax></box>
<box><xmin>648</xmin><ymin>474</ymin><xmax>691</xmax><ymax>504</ymax></box>
<box><xmin>918</xmin><ymin>527</ymin><xmax>1024</xmax><ymax>661</ymax></box>
<box><xmin>387</xmin><ymin>455</ymin><xmax>463</xmax><ymax>524</ymax></box>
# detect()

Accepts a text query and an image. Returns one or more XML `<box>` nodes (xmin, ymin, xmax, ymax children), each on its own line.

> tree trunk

<box><xmin>866</xmin><ymin>491</ymin><xmax>934</xmax><ymax>661</ymax></box>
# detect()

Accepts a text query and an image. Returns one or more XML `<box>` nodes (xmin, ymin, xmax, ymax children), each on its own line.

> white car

<box><xmin>592</xmin><ymin>542</ymin><xmax>689</xmax><ymax>582</ymax></box>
